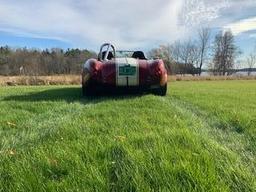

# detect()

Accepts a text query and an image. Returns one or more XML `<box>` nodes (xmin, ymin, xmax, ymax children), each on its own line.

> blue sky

<box><xmin>0</xmin><ymin>31</ymin><xmax>71</xmax><ymax>49</ymax></box>
<box><xmin>0</xmin><ymin>0</ymin><xmax>256</xmax><ymax>57</ymax></box>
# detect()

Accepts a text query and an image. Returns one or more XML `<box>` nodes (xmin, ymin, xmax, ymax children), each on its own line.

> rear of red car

<box><xmin>82</xmin><ymin>58</ymin><xmax>167</xmax><ymax>96</ymax></box>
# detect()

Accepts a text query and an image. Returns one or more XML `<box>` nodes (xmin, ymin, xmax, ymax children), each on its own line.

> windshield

<box><xmin>102</xmin><ymin>50</ymin><xmax>147</xmax><ymax>60</ymax></box>
<box><xmin>115</xmin><ymin>51</ymin><xmax>135</xmax><ymax>58</ymax></box>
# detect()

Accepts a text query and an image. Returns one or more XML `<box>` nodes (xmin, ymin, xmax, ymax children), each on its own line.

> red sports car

<box><xmin>82</xmin><ymin>43</ymin><xmax>168</xmax><ymax>96</ymax></box>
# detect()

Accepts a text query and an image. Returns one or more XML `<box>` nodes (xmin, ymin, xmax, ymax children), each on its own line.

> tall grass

<box><xmin>0</xmin><ymin>75</ymin><xmax>81</xmax><ymax>86</ymax></box>
<box><xmin>0</xmin><ymin>75</ymin><xmax>256</xmax><ymax>86</ymax></box>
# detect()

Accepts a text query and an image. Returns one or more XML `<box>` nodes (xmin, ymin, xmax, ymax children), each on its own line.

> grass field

<box><xmin>0</xmin><ymin>81</ymin><xmax>255</xmax><ymax>191</ymax></box>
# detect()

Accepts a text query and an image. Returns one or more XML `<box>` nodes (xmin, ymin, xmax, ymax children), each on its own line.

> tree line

<box><xmin>0</xmin><ymin>47</ymin><xmax>96</xmax><ymax>75</ymax></box>
<box><xmin>0</xmin><ymin>29</ymin><xmax>256</xmax><ymax>76</ymax></box>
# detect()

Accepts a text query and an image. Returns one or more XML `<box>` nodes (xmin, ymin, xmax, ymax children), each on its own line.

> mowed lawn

<box><xmin>0</xmin><ymin>81</ymin><xmax>255</xmax><ymax>192</ymax></box>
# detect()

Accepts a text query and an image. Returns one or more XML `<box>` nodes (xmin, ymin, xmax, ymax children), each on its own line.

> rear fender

<box><xmin>82</xmin><ymin>59</ymin><xmax>102</xmax><ymax>83</ymax></box>
<box><xmin>149</xmin><ymin>59</ymin><xmax>167</xmax><ymax>85</ymax></box>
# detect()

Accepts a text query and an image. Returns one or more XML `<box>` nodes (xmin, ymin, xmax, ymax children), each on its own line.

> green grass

<box><xmin>0</xmin><ymin>81</ymin><xmax>255</xmax><ymax>192</ymax></box>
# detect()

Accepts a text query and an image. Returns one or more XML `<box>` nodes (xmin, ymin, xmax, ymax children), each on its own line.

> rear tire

<box><xmin>153</xmin><ymin>84</ymin><xmax>167</xmax><ymax>96</ymax></box>
<box><xmin>82</xmin><ymin>83</ymin><xmax>94</xmax><ymax>97</ymax></box>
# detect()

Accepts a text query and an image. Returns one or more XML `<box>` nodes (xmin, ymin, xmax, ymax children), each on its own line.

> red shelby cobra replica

<box><xmin>82</xmin><ymin>43</ymin><xmax>168</xmax><ymax>96</ymax></box>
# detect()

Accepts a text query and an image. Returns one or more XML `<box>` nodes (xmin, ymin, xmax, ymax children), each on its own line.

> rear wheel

<box><xmin>153</xmin><ymin>84</ymin><xmax>167</xmax><ymax>96</ymax></box>
<box><xmin>82</xmin><ymin>83</ymin><xmax>94</xmax><ymax>96</ymax></box>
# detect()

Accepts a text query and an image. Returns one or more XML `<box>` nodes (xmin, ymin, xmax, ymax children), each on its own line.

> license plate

<box><xmin>119</xmin><ymin>66</ymin><xmax>136</xmax><ymax>76</ymax></box>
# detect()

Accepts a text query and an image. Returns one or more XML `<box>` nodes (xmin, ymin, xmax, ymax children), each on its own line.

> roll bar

<box><xmin>98</xmin><ymin>43</ymin><xmax>116</xmax><ymax>61</ymax></box>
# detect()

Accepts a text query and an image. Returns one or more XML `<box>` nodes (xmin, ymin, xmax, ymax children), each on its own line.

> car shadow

<box><xmin>2</xmin><ymin>87</ymin><xmax>146</xmax><ymax>104</ymax></box>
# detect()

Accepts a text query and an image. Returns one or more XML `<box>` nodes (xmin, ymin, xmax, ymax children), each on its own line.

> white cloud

<box><xmin>224</xmin><ymin>17</ymin><xmax>256</xmax><ymax>35</ymax></box>
<box><xmin>0</xmin><ymin>0</ymin><xmax>256</xmax><ymax>50</ymax></box>
<box><xmin>0</xmin><ymin>0</ymin><xmax>186</xmax><ymax>49</ymax></box>
<box><xmin>180</xmin><ymin>0</ymin><xmax>230</xmax><ymax>27</ymax></box>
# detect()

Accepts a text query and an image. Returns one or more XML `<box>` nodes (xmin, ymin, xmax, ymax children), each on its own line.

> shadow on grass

<box><xmin>3</xmin><ymin>87</ymin><xmax>146</xmax><ymax>104</ymax></box>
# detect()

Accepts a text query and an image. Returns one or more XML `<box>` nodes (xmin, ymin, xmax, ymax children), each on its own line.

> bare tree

<box><xmin>212</xmin><ymin>31</ymin><xmax>238</xmax><ymax>76</ymax></box>
<box><xmin>246</xmin><ymin>53</ymin><xmax>256</xmax><ymax>76</ymax></box>
<box><xmin>159</xmin><ymin>44</ymin><xmax>174</xmax><ymax>73</ymax></box>
<box><xmin>171</xmin><ymin>41</ymin><xmax>182</xmax><ymax>63</ymax></box>
<box><xmin>148</xmin><ymin>44</ymin><xmax>174</xmax><ymax>74</ymax></box>
<box><xmin>198</xmin><ymin>28</ymin><xmax>211</xmax><ymax>76</ymax></box>
<box><xmin>188</xmin><ymin>43</ymin><xmax>200</xmax><ymax>67</ymax></box>
<box><xmin>179</xmin><ymin>40</ymin><xmax>200</xmax><ymax>75</ymax></box>
<box><xmin>179</xmin><ymin>40</ymin><xmax>191</xmax><ymax>67</ymax></box>
<box><xmin>148</xmin><ymin>44</ymin><xmax>172</xmax><ymax>61</ymax></box>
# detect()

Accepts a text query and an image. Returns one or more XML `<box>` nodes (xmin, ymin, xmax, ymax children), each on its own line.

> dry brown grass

<box><xmin>0</xmin><ymin>75</ymin><xmax>255</xmax><ymax>86</ymax></box>
<box><xmin>168</xmin><ymin>75</ymin><xmax>256</xmax><ymax>82</ymax></box>
<box><xmin>0</xmin><ymin>75</ymin><xmax>81</xmax><ymax>86</ymax></box>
